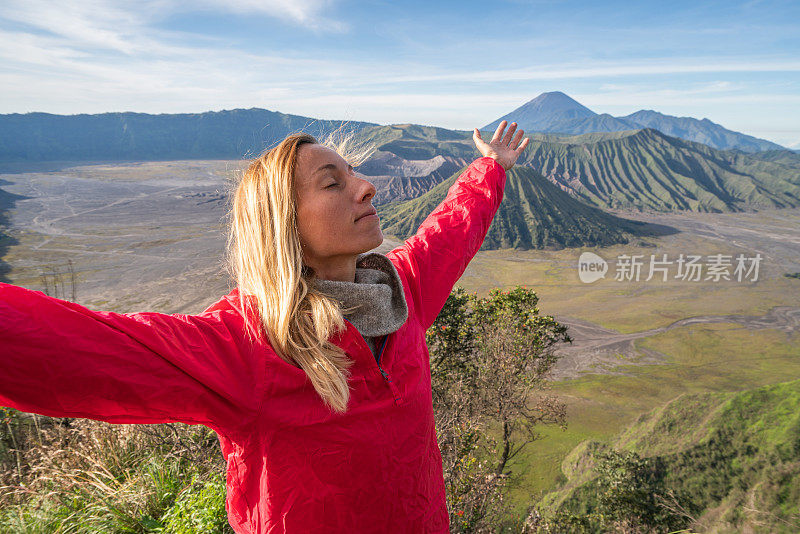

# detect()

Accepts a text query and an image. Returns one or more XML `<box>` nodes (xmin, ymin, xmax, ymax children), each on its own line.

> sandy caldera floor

<box><xmin>1</xmin><ymin>160</ymin><xmax>798</xmax><ymax>380</ymax></box>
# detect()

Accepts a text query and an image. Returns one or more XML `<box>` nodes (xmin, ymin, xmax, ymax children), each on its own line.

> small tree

<box><xmin>524</xmin><ymin>448</ymin><xmax>693</xmax><ymax>534</ymax></box>
<box><xmin>594</xmin><ymin>449</ymin><xmax>672</xmax><ymax>531</ymax></box>
<box><xmin>428</xmin><ymin>286</ymin><xmax>571</xmax><ymax>532</ymax></box>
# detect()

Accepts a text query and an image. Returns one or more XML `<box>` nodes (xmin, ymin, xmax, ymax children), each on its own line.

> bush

<box><xmin>159</xmin><ymin>477</ymin><xmax>232</xmax><ymax>534</ymax></box>
<box><xmin>1</xmin><ymin>414</ymin><xmax>226</xmax><ymax>532</ymax></box>
<box><xmin>428</xmin><ymin>286</ymin><xmax>571</xmax><ymax>532</ymax></box>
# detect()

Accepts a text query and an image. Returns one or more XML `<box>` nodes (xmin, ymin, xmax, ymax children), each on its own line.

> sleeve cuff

<box><xmin>473</xmin><ymin>156</ymin><xmax>506</xmax><ymax>175</ymax></box>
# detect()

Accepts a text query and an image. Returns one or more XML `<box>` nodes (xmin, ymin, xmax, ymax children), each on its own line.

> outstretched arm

<box><xmin>0</xmin><ymin>283</ymin><xmax>264</xmax><ymax>434</ymax></box>
<box><xmin>387</xmin><ymin>121</ymin><xmax>529</xmax><ymax>330</ymax></box>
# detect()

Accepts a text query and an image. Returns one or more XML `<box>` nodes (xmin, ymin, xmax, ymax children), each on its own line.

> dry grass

<box><xmin>1</xmin><ymin>411</ymin><xmax>226</xmax><ymax>532</ymax></box>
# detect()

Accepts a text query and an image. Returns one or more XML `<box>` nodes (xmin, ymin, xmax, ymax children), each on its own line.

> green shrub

<box><xmin>159</xmin><ymin>477</ymin><xmax>232</xmax><ymax>534</ymax></box>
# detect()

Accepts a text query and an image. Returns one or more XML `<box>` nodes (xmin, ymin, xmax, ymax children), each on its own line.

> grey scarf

<box><xmin>311</xmin><ymin>252</ymin><xmax>408</xmax><ymax>359</ymax></box>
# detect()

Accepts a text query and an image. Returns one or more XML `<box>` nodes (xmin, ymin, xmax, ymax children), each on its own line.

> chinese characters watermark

<box><xmin>578</xmin><ymin>251</ymin><xmax>762</xmax><ymax>284</ymax></box>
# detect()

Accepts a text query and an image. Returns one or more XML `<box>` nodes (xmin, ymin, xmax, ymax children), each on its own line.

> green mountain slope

<box><xmin>516</xmin><ymin>128</ymin><xmax>800</xmax><ymax>212</ymax></box>
<box><xmin>541</xmin><ymin>379</ymin><xmax>800</xmax><ymax>532</ymax></box>
<box><xmin>377</xmin><ymin>165</ymin><xmax>667</xmax><ymax>250</ymax></box>
<box><xmin>363</xmin><ymin>124</ymin><xmax>800</xmax><ymax>213</ymax></box>
<box><xmin>357</xmin><ymin>123</ymin><xmax>476</xmax><ymax>159</ymax></box>
<box><xmin>730</xmin><ymin>149</ymin><xmax>800</xmax><ymax>184</ymax></box>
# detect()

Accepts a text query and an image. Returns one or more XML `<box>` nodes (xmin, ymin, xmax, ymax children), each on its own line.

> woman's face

<box><xmin>294</xmin><ymin>143</ymin><xmax>383</xmax><ymax>270</ymax></box>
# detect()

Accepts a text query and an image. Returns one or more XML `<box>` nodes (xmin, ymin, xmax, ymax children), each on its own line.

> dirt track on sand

<box><xmin>551</xmin><ymin>306</ymin><xmax>800</xmax><ymax>380</ymax></box>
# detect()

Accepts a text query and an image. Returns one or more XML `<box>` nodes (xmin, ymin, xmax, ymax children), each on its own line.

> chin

<box><xmin>362</xmin><ymin>233</ymin><xmax>383</xmax><ymax>252</ymax></box>
<box><xmin>372</xmin><ymin>231</ymin><xmax>384</xmax><ymax>248</ymax></box>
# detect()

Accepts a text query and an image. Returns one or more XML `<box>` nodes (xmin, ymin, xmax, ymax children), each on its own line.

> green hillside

<box><xmin>727</xmin><ymin>149</ymin><xmax>800</xmax><ymax>184</ymax></box>
<box><xmin>516</xmin><ymin>128</ymin><xmax>800</xmax><ymax>212</ymax></box>
<box><xmin>357</xmin><ymin>123</ymin><xmax>477</xmax><ymax>160</ymax></box>
<box><xmin>539</xmin><ymin>379</ymin><xmax>800</xmax><ymax>533</ymax></box>
<box><xmin>377</xmin><ymin>165</ymin><xmax>667</xmax><ymax>250</ymax></box>
<box><xmin>359</xmin><ymin>124</ymin><xmax>800</xmax><ymax>213</ymax></box>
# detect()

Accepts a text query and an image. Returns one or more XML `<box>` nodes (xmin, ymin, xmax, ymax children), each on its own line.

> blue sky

<box><xmin>1</xmin><ymin>0</ymin><xmax>799</xmax><ymax>147</ymax></box>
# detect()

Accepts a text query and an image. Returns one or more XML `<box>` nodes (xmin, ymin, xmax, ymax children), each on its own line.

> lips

<box><xmin>356</xmin><ymin>207</ymin><xmax>378</xmax><ymax>222</ymax></box>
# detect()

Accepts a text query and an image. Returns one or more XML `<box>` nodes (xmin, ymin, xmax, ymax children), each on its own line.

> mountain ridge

<box><xmin>353</xmin><ymin>123</ymin><xmax>800</xmax><ymax>213</ymax></box>
<box><xmin>512</xmin><ymin>126</ymin><xmax>800</xmax><ymax>212</ymax></box>
<box><xmin>484</xmin><ymin>91</ymin><xmax>785</xmax><ymax>152</ymax></box>
<box><xmin>0</xmin><ymin>108</ymin><xmax>377</xmax><ymax>162</ymax></box>
<box><xmin>2</xmin><ymin>108</ymin><xmax>799</xmax><ymax>215</ymax></box>
<box><xmin>377</xmin><ymin>164</ymin><xmax>671</xmax><ymax>250</ymax></box>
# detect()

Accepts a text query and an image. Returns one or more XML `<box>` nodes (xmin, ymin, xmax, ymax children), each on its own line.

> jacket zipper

<box><xmin>376</xmin><ymin>334</ymin><xmax>390</xmax><ymax>379</ymax></box>
<box><xmin>343</xmin><ymin>319</ymin><xmax>402</xmax><ymax>405</ymax></box>
<box><xmin>375</xmin><ymin>334</ymin><xmax>402</xmax><ymax>405</ymax></box>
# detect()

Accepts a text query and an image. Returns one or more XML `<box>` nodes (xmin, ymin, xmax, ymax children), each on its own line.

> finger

<box><xmin>502</xmin><ymin>122</ymin><xmax>517</xmax><ymax>145</ymax></box>
<box><xmin>491</xmin><ymin>120</ymin><xmax>507</xmax><ymax>143</ymax></box>
<box><xmin>473</xmin><ymin>128</ymin><xmax>488</xmax><ymax>149</ymax></box>
<box><xmin>510</xmin><ymin>129</ymin><xmax>524</xmax><ymax>150</ymax></box>
<box><xmin>515</xmin><ymin>136</ymin><xmax>530</xmax><ymax>154</ymax></box>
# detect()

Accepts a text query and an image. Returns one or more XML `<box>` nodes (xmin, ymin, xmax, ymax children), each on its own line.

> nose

<box><xmin>357</xmin><ymin>174</ymin><xmax>376</xmax><ymax>203</ymax></box>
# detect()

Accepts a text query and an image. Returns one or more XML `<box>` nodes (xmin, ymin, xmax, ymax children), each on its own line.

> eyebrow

<box><xmin>313</xmin><ymin>162</ymin><xmax>353</xmax><ymax>181</ymax></box>
<box><xmin>313</xmin><ymin>163</ymin><xmax>338</xmax><ymax>179</ymax></box>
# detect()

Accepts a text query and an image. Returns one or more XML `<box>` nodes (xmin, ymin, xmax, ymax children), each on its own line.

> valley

<box><xmin>1</xmin><ymin>159</ymin><xmax>799</xmax><ymax>525</ymax></box>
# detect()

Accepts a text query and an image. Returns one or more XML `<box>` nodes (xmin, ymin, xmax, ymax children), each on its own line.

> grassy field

<box><xmin>454</xmin><ymin>222</ymin><xmax>800</xmax><ymax>518</ymax></box>
<box><xmin>462</xmin><ymin>237</ymin><xmax>798</xmax><ymax>335</ymax></box>
<box><xmin>505</xmin><ymin>325</ymin><xmax>800</xmax><ymax>507</ymax></box>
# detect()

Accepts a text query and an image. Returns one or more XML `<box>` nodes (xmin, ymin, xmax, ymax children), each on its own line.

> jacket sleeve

<box><xmin>386</xmin><ymin>156</ymin><xmax>506</xmax><ymax>330</ymax></box>
<box><xmin>0</xmin><ymin>283</ymin><xmax>264</xmax><ymax>432</ymax></box>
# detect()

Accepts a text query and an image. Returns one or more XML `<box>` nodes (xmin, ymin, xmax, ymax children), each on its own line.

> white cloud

<box><xmin>2</xmin><ymin>1</ymin><xmax>156</xmax><ymax>55</ymax></box>
<box><xmin>197</xmin><ymin>0</ymin><xmax>347</xmax><ymax>32</ymax></box>
<box><xmin>363</xmin><ymin>59</ymin><xmax>800</xmax><ymax>85</ymax></box>
<box><xmin>0</xmin><ymin>0</ymin><xmax>346</xmax><ymax>55</ymax></box>
<box><xmin>0</xmin><ymin>0</ymin><xmax>797</xmax><ymax>147</ymax></box>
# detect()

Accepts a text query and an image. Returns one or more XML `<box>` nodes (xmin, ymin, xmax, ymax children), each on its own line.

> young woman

<box><xmin>0</xmin><ymin>120</ymin><xmax>529</xmax><ymax>533</ymax></box>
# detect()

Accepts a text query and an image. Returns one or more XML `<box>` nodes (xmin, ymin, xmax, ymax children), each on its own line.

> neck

<box><xmin>305</xmin><ymin>254</ymin><xmax>357</xmax><ymax>282</ymax></box>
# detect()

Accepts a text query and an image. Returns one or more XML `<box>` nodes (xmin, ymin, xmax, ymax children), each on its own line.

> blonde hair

<box><xmin>225</xmin><ymin>127</ymin><xmax>375</xmax><ymax>413</ymax></box>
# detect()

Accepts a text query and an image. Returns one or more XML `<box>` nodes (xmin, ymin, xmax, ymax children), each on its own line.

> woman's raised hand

<box><xmin>472</xmin><ymin>120</ymin><xmax>530</xmax><ymax>171</ymax></box>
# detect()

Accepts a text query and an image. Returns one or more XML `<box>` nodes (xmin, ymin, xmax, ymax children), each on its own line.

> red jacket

<box><xmin>0</xmin><ymin>156</ymin><xmax>506</xmax><ymax>533</ymax></box>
